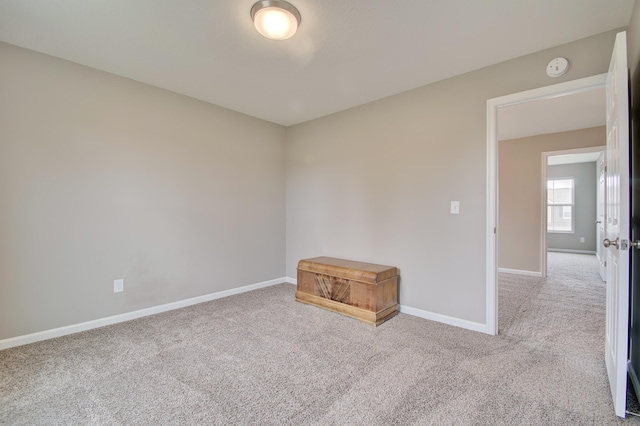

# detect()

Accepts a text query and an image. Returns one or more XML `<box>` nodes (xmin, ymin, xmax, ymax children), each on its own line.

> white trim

<box><xmin>541</xmin><ymin>153</ymin><xmax>548</xmax><ymax>279</ymax></box>
<box><xmin>498</xmin><ymin>268</ymin><xmax>543</xmax><ymax>277</ymax></box>
<box><xmin>547</xmin><ymin>248</ymin><xmax>597</xmax><ymax>255</ymax></box>
<box><xmin>543</xmin><ymin>145</ymin><xmax>606</xmax><ymax>157</ymax></box>
<box><xmin>284</xmin><ymin>277</ymin><xmax>485</xmax><ymax>334</ymax></box>
<box><xmin>400</xmin><ymin>304</ymin><xmax>487</xmax><ymax>333</ymax></box>
<box><xmin>291</xmin><ymin>277</ymin><xmax>485</xmax><ymax>333</ymax></box>
<box><xmin>486</xmin><ymin>73</ymin><xmax>607</xmax><ymax>337</ymax></box>
<box><xmin>486</xmin><ymin>95</ymin><xmax>498</xmax><ymax>335</ymax></box>
<box><xmin>0</xmin><ymin>277</ymin><xmax>288</xmax><ymax>351</ymax></box>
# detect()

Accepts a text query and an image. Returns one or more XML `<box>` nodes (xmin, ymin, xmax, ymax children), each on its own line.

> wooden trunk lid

<box><xmin>297</xmin><ymin>256</ymin><xmax>398</xmax><ymax>284</ymax></box>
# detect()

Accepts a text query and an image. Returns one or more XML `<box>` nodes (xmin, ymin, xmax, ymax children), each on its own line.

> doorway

<box><xmin>543</xmin><ymin>146</ymin><xmax>605</xmax><ymax>278</ymax></box>
<box><xmin>489</xmin><ymin>32</ymin><xmax>631</xmax><ymax>418</ymax></box>
<box><xmin>486</xmin><ymin>73</ymin><xmax>607</xmax><ymax>334</ymax></box>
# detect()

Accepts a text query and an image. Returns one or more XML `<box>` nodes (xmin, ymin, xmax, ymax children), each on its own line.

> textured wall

<box><xmin>0</xmin><ymin>42</ymin><xmax>286</xmax><ymax>340</ymax></box>
<box><xmin>286</xmin><ymin>31</ymin><xmax>618</xmax><ymax>325</ymax></box>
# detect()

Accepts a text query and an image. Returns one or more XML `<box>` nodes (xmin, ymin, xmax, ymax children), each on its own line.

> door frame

<box><xmin>541</xmin><ymin>145</ymin><xmax>605</xmax><ymax>277</ymax></box>
<box><xmin>485</xmin><ymin>73</ymin><xmax>607</xmax><ymax>335</ymax></box>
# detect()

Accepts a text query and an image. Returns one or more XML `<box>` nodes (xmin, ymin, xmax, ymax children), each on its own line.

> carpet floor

<box><xmin>2</xmin><ymin>252</ymin><xmax>639</xmax><ymax>425</ymax></box>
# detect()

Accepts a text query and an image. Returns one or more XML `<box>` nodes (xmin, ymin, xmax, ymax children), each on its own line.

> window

<box><xmin>547</xmin><ymin>178</ymin><xmax>574</xmax><ymax>232</ymax></box>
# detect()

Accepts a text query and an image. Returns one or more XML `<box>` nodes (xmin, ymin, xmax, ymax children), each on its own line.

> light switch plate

<box><xmin>451</xmin><ymin>201</ymin><xmax>460</xmax><ymax>215</ymax></box>
<box><xmin>114</xmin><ymin>279</ymin><xmax>124</xmax><ymax>293</ymax></box>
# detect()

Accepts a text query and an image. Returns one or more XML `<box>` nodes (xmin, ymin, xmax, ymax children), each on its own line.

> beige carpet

<box><xmin>1</xmin><ymin>252</ymin><xmax>638</xmax><ymax>425</ymax></box>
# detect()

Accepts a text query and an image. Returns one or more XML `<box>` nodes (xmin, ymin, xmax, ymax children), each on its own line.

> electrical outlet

<box><xmin>114</xmin><ymin>279</ymin><xmax>124</xmax><ymax>293</ymax></box>
<box><xmin>580</xmin><ymin>237</ymin><xmax>585</xmax><ymax>243</ymax></box>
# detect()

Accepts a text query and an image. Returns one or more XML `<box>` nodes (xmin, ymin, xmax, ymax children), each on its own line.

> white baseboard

<box><xmin>284</xmin><ymin>277</ymin><xmax>487</xmax><ymax>334</ymax></box>
<box><xmin>1</xmin><ymin>275</ymin><xmax>492</xmax><ymax>350</ymax></box>
<box><xmin>0</xmin><ymin>277</ymin><xmax>288</xmax><ymax>351</ymax></box>
<box><xmin>283</xmin><ymin>277</ymin><xmax>486</xmax><ymax>333</ymax></box>
<box><xmin>400</xmin><ymin>305</ymin><xmax>488</xmax><ymax>334</ymax></box>
<box><xmin>547</xmin><ymin>248</ymin><xmax>596</xmax><ymax>255</ymax></box>
<box><xmin>498</xmin><ymin>268</ymin><xmax>542</xmax><ymax>277</ymax></box>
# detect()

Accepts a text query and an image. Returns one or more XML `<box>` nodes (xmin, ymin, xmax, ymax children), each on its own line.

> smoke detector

<box><xmin>546</xmin><ymin>57</ymin><xmax>569</xmax><ymax>77</ymax></box>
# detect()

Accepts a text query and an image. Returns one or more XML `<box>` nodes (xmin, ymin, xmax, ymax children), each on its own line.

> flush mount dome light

<box><xmin>251</xmin><ymin>0</ymin><xmax>301</xmax><ymax>40</ymax></box>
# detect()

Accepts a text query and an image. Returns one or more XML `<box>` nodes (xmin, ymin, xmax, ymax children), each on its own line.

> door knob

<box><xmin>604</xmin><ymin>238</ymin><xmax>619</xmax><ymax>249</ymax></box>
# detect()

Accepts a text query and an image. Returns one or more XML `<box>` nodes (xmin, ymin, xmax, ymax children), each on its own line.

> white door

<box><xmin>597</xmin><ymin>153</ymin><xmax>606</xmax><ymax>281</ymax></box>
<box><xmin>604</xmin><ymin>31</ymin><xmax>630</xmax><ymax>418</ymax></box>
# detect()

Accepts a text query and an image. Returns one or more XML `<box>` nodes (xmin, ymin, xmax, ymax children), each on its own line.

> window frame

<box><xmin>547</xmin><ymin>177</ymin><xmax>575</xmax><ymax>233</ymax></box>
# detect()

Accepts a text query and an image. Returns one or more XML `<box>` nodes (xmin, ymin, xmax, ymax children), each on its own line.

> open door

<box><xmin>604</xmin><ymin>31</ymin><xmax>630</xmax><ymax>418</ymax></box>
<box><xmin>628</xmin><ymin>22</ymin><xmax>640</xmax><ymax>416</ymax></box>
<box><xmin>597</xmin><ymin>152</ymin><xmax>606</xmax><ymax>281</ymax></box>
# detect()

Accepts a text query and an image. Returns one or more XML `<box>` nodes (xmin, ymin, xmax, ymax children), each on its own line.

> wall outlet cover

<box><xmin>114</xmin><ymin>279</ymin><xmax>124</xmax><ymax>293</ymax></box>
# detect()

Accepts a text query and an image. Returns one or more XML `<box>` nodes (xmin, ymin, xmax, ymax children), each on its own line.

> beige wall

<box><xmin>0</xmin><ymin>25</ymin><xmax>629</xmax><ymax>340</ymax></box>
<box><xmin>285</xmin><ymin>31</ymin><xmax>619</xmax><ymax>325</ymax></box>
<box><xmin>0</xmin><ymin>42</ymin><xmax>286</xmax><ymax>340</ymax></box>
<box><xmin>498</xmin><ymin>127</ymin><xmax>605</xmax><ymax>273</ymax></box>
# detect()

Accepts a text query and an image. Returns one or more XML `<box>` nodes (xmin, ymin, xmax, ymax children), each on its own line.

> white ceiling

<box><xmin>0</xmin><ymin>0</ymin><xmax>635</xmax><ymax>126</ymax></box>
<box><xmin>498</xmin><ymin>87</ymin><xmax>606</xmax><ymax>140</ymax></box>
<box><xmin>548</xmin><ymin>151</ymin><xmax>603</xmax><ymax>166</ymax></box>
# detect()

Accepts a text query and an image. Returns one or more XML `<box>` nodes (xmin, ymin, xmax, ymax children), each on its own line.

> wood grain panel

<box><xmin>298</xmin><ymin>257</ymin><xmax>397</xmax><ymax>284</ymax></box>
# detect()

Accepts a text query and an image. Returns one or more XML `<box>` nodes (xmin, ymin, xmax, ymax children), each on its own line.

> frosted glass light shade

<box><xmin>251</xmin><ymin>1</ymin><xmax>301</xmax><ymax>40</ymax></box>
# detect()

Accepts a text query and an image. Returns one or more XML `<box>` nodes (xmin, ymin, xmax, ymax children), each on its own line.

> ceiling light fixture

<box><xmin>251</xmin><ymin>0</ymin><xmax>301</xmax><ymax>40</ymax></box>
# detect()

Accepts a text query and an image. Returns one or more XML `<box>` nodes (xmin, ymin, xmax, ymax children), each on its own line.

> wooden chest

<box><xmin>295</xmin><ymin>257</ymin><xmax>399</xmax><ymax>326</ymax></box>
